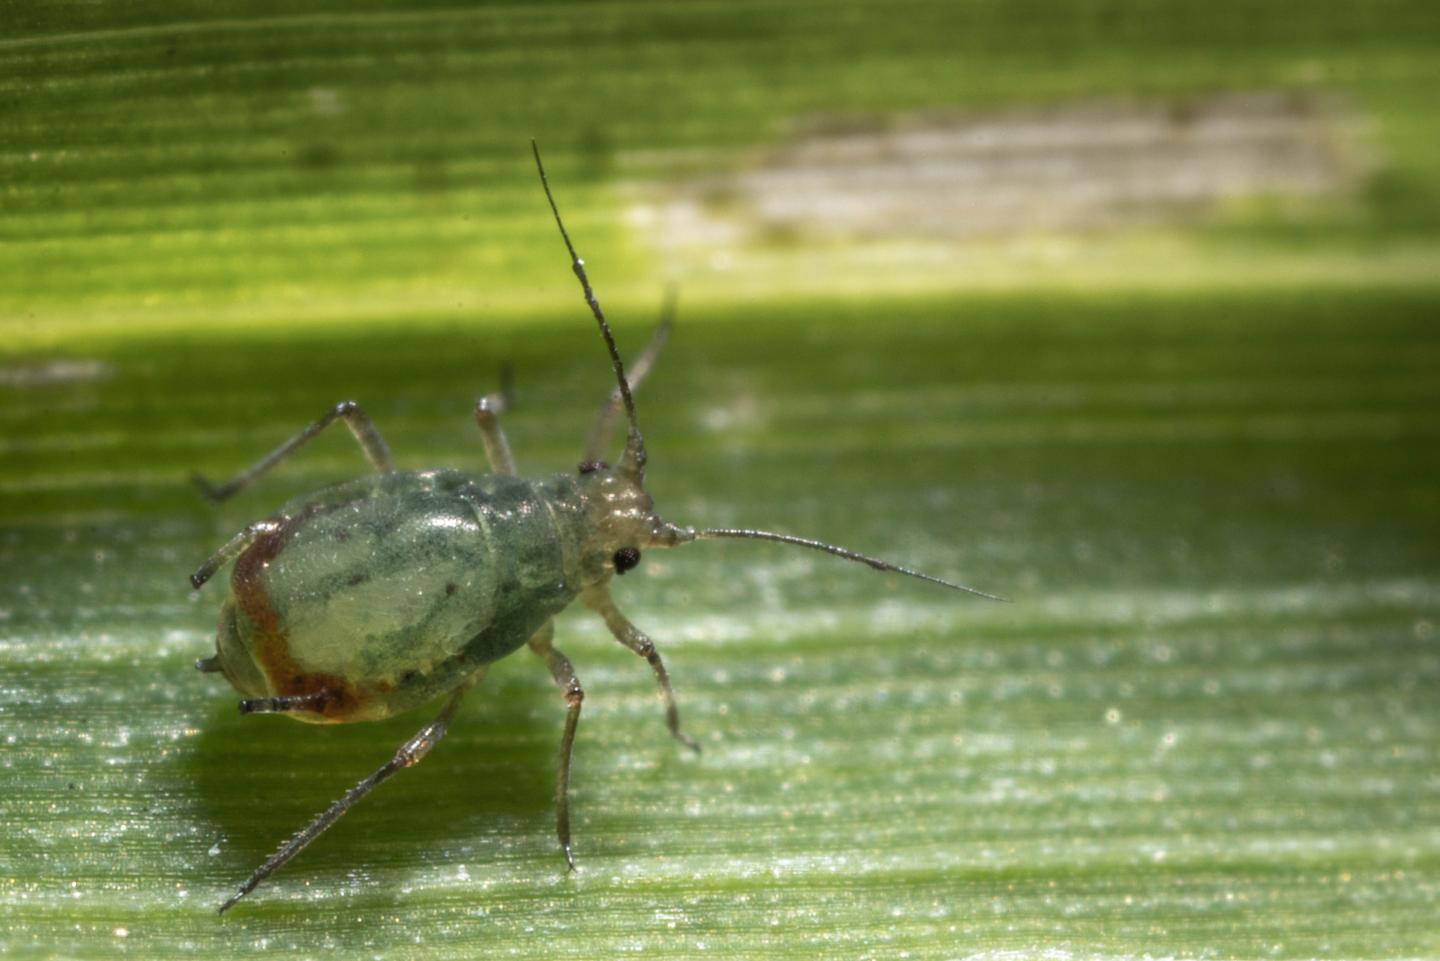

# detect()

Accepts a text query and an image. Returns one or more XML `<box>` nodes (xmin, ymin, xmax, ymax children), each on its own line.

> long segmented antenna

<box><xmin>695</xmin><ymin>528</ymin><xmax>1007</xmax><ymax>601</ymax></box>
<box><xmin>531</xmin><ymin>143</ymin><xmax>1001</xmax><ymax>603</ymax></box>
<box><xmin>532</xmin><ymin>140</ymin><xmax>647</xmax><ymax>480</ymax></box>
<box><xmin>583</xmin><ymin>286</ymin><xmax>674</xmax><ymax>464</ymax></box>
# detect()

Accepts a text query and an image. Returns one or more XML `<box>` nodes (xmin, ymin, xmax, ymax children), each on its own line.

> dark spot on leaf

<box><xmin>297</xmin><ymin>141</ymin><xmax>341</xmax><ymax>169</ymax></box>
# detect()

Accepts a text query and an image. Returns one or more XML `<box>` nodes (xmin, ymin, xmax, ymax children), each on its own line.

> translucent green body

<box><xmin>209</xmin><ymin>467</ymin><xmax>645</xmax><ymax>722</ymax></box>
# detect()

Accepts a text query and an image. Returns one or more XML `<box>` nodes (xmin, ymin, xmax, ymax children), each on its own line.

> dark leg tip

<box><xmin>191</xmin><ymin>471</ymin><xmax>220</xmax><ymax>502</ymax></box>
<box><xmin>562</xmin><ymin>844</ymin><xmax>576</xmax><ymax>872</ymax></box>
<box><xmin>192</xmin><ymin>471</ymin><xmax>240</xmax><ymax>504</ymax></box>
<box><xmin>195</xmin><ymin>656</ymin><xmax>221</xmax><ymax>673</ymax></box>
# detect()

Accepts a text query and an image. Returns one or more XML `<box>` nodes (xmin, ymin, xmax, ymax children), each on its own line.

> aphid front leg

<box><xmin>193</xmin><ymin>400</ymin><xmax>395</xmax><ymax>503</ymax></box>
<box><xmin>526</xmin><ymin>621</ymin><xmax>583</xmax><ymax>870</ymax></box>
<box><xmin>582</xmin><ymin>586</ymin><xmax>699</xmax><ymax>753</ymax></box>
<box><xmin>473</xmin><ymin>365</ymin><xmax>518</xmax><ymax>475</ymax></box>
<box><xmin>218</xmin><ymin>681</ymin><xmax>475</xmax><ymax>915</ymax></box>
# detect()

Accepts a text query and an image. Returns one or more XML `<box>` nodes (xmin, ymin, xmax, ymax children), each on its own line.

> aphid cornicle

<box><xmin>191</xmin><ymin>143</ymin><xmax>1001</xmax><ymax>914</ymax></box>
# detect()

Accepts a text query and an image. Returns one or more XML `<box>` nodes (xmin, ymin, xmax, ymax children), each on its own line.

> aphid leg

<box><xmin>526</xmin><ymin>621</ymin><xmax>583</xmax><ymax>870</ymax></box>
<box><xmin>218</xmin><ymin>681</ymin><xmax>474</xmax><ymax>914</ymax></box>
<box><xmin>237</xmin><ymin>692</ymin><xmax>329</xmax><ymax>715</ymax></box>
<box><xmin>189</xmin><ymin>519</ymin><xmax>283</xmax><ymax>589</ymax></box>
<box><xmin>582</xmin><ymin>586</ymin><xmax>699</xmax><ymax>753</ymax></box>
<box><xmin>193</xmin><ymin>400</ymin><xmax>395</xmax><ymax>504</ymax></box>
<box><xmin>473</xmin><ymin>365</ymin><xmax>518</xmax><ymax>475</ymax></box>
<box><xmin>582</xmin><ymin>290</ymin><xmax>675</xmax><ymax>464</ymax></box>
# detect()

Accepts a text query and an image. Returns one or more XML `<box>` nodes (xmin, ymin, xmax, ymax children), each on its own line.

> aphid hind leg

<box><xmin>237</xmin><ymin>692</ymin><xmax>329</xmax><ymax>715</ymax></box>
<box><xmin>526</xmin><ymin>621</ymin><xmax>583</xmax><ymax>870</ymax></box>
<box><xmin>193</xmin><ymin>400</ymin><xmax>394</xmax><ymax>504</ymax></box>
<box><xmin>473</xmin><ymin>364</ymin><xmax>518</xmax><ymax>475</ymax></box>
<box><xmin>189</xmin><ymin>519</ymin><xmax>283</xmax><ymax>590</ymax></box>
<box><xmin>582</xmin><ymin>586</ymin><xmax>699</xmax><ymax>753</ymax></box>
<box><xmin>217</xmin><ymin>681</ymin><xmax>474</xmax><ymax>914</ymax></box>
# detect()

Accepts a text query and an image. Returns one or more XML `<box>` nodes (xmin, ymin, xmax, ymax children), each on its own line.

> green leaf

<box><xmin>3</xmin><ymin>3</ymin><xmax>1440</xmax><ymax>959</ymax></box>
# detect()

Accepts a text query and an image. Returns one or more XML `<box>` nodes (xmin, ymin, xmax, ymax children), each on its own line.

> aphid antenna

<box><xmin>533</xmin><ymin>141</ymin><xmax>1002</xmax><ymax>604</ymax></box>
<box><xmin>532</xmin><ymin>140</ymin><xmax>648</xmax><ymax>482</ymax></box>
<box><xmin>583</xmin><ymin>285</ymin><xmax>675</xmax><ymax>464</ymax></box>
<box><xmin>691</xmin><ymin>528</ymin><xmax>1008</xmax><ymax>601</ymax></box>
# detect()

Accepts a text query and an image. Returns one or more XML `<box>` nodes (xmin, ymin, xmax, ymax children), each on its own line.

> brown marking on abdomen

<box><xmin>231</xmin><ymin>509</ymin><xmax>387</xmax><ymax>722</ymax></box>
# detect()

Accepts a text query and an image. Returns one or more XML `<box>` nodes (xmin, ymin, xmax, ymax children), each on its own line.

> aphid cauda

<box><xmin>190</xmin><ymin>144</ymin><xmax>1001</xmax><ymax>913</ymax></box>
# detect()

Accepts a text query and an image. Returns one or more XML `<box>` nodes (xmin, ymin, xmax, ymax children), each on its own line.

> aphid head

<box><xmin>572</xmin><ymin>458</ymin><xmax>669</xmax><ymax>581</ymax></box>
<box><xmin>536</xmin><ymin>143</ymin><xmax>1003</xmax><ymax>602</ymax></box>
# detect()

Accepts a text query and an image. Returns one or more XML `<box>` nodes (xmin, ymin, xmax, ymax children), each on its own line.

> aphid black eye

<box><xmin>578</xmin><ymin>459</ymin><xmax>609</xmax><ymax>475</ymax></box>
<box><xmin>612</xmin><ymin>546</ymin><xmax>641</xmax><ymax>574</ymax></box>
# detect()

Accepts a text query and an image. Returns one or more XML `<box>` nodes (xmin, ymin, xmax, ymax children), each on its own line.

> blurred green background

<box><xmin>2</xmin><ymin>2</ymin><xmax>1438</xmax><ymax>958</ymax></box>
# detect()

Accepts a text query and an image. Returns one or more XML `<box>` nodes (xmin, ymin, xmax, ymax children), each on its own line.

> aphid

<box><xmin>190</xmin><ymin>143</ymin><xmax>1001</xmax><ymax>914</ymax></box>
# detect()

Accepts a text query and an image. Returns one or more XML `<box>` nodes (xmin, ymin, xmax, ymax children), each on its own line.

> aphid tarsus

<box><xmin>191</xmin><ymin>143</ymin><xmax>999</xmax><ymax>914</ymax></box>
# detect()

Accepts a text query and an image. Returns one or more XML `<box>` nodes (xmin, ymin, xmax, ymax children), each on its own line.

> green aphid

<box><xmin>190</xmin><ymin>144</ymin><xmax>1002</xmax><ymax>914</ymax></box>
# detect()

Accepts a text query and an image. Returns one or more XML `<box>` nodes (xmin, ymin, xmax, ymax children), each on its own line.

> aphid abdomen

<box><xmin>217</xmin><ymin>469</ymin><xmax>583</xmax><ymax>722</ymax></box>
